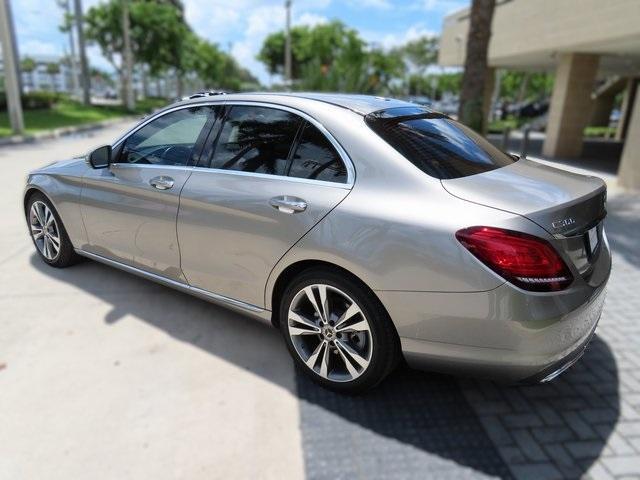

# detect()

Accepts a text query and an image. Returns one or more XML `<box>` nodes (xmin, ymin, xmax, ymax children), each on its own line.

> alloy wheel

<box><xmin>29</xmin><ymin>201</ymin><xmax>61</xmax><ymax>261</ymax></box>
<box><xmin>287</xmin><ymin>284</ymin><xmax>373</xmax><ymax>382</ymax></box>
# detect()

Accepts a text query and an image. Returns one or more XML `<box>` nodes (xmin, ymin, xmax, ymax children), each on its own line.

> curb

<box><xmin>0</xmin><ymin>116</ymin><xmax>137</xmax><ymax>147</ymax></box>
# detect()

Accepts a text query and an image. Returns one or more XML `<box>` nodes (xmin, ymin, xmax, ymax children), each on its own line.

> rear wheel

<box><xmin>279</xmin><ymin>268</ymin><xmax>399</xmax><ymax>393</ymax></box>
<box><xmin>26</xmin><ymin>193</ymin><xmax>80</xmax><ymax>268</ymax></box>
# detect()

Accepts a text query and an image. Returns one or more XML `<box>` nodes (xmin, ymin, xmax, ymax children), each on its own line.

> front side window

<box><xmin>365</xmin><ymin>107</ymin><xmax>516</xmax><ymax>179</ymax></box>
<box><xmin>118</xmin><ymin>106</ymin><xmax>212</xmax><ymax>166</ymax></box>
<box><xmin>289</xmin><ymin>122</ymin><xmax>347</xmax><ymax>184</ymax></box>
<box><xmin>210</xmin><ymin>106</ymin><xmax>301</xmax><ymax>175</ymax></box>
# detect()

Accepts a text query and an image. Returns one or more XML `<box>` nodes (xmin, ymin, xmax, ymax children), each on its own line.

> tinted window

<box><xmin>210</xmin><ymin>106</ymin><xmax>301</xmax><ymax>175</ymax></box>
<box><xmin>365</xmin><ymin>108</ymin><xmax>515</xmax><ymax>179</ymax></box>
<box><xmin>119</xmin><ymin>106</ymin><xmax>212</xmax><ymax>166</ymax></box>
<box><xmin>289</xmin><ymin>123</ymin><xmax>347</xmax><ymax>183</ymax></box>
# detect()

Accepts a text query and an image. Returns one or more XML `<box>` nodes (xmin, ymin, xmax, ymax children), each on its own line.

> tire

<box><xmin>26</xmin><ymin>192</ymin><xmax>81</xmax><ymax>268</ymax></box>
<box><xmin>279</xmin><ymin>267</ymin><xmax>400</xmax><ymax>394</ymax></box>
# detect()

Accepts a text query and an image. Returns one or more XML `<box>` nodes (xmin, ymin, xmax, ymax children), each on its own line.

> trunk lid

<box><xmin>441</xmin><ymin>159</ymin><xmax>606</xmax><ymax>237</ymax></box>
<box><xmin>441</xmin><ymin>159</ymin><xmax>607</xmax><ymax>279</ymax></box>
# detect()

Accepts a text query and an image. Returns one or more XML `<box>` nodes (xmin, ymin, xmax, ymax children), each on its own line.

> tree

<box><xmin>500</xmin><ymin>71</ymin><xmax>554</xmax><ymax>102</ymax></box>
<box><xmin>74</xmin><ymin>0</ymin><xmax>91</xmax><ymax>104</ymax></box>
<box><xmin>21</xmin><ymin>57</ymin><xmax>37</xmax><ymax>91</ymax></box>
<box><xmin>458</xmin><ymin>0</ymin><xmax>496</xmax><ymax>133</ymax></box>
<box><xmin>85</xmin><ymin>0</ymin><xmax>190</xmax><ymax>102</ymax></box>
<box><xmin>258</xmin><ymin>20</ymin><xmax>403</xmax><ymax>94</ymax></box>
<box><xmin>403</xmin><ymin>36</ymin><xmax>438</xmax><ymax>73</ymax></box>
<box><xmin>46</xmin><ymin>63</ymin><xmax>61</xmax><ymax>92</ymax></box>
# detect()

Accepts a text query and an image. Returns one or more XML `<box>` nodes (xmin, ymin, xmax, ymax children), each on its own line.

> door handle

<box><xmin>269</xmin><ymin>196</ymin><xmax>308</xmax><ymax>214</ymax></box>
<box><xmin>149</xmin><ymin>176</ymin><xmax>175</xmax><ymax>190</ymax></box>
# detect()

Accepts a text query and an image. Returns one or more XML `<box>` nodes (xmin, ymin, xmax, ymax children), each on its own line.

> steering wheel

<box><xmin>160</xmin><ymin>145</ymin><xmax>192</xmax><ymax>165</ymax></box>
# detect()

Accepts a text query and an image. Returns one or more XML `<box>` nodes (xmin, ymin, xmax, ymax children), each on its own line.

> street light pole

<box><xmin>73</xmin><ymin>0</ymin><xmax>91</xmax><ymax>105</ymax></box>
<box><xmin>122</xmin><ymin>0</ymin><xmax>135</xmax><ymax>111</ymax></box>
<box><xmin>284</xmin><ymin>0</ymin><xmax>292</xmax><ymax>89</ymax></box>
<box><xmin>0</xmin><ymin>0</ymin><xmax>24</xmax><ymax>135</ymax></box>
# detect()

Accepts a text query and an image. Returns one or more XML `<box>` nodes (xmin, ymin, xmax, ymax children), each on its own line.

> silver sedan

<box><xmin>24</xmin><ymin>93</ymin><xmax>611</xmax><ymax>393</ymax></box>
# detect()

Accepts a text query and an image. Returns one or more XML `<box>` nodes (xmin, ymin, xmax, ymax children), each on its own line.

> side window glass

<box><xmin>119</xmin><ymin>106</ymin><xmax>212</xmax><ymax>166</ymax></box>
<box><xmin>289</xmin><ymin>122</ymin><xmax>347</xmax><ymax>183</ymax></box>
<box><xmin>210</xmin><ymin>106</ymin><xmax>300</xmax><ymax>175</ymax></box>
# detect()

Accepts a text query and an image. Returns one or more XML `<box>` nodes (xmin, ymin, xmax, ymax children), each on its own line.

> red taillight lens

<box><xmin>455</xmin><ymin>226</ymin><xmax>573</xmax><ymax>292</ymax></box>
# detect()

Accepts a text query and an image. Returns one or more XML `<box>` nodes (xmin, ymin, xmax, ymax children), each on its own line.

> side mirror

<box><xmin>87</xmin><ymin>145</ymin><xmax>112</xmax><ymax>169</ymax></box>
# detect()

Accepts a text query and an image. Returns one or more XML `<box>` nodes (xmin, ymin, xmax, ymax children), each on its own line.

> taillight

<box><xmin>455</xmin><ymin>226</ymin><xmax>573</xmax><ymax>292</ymax></box>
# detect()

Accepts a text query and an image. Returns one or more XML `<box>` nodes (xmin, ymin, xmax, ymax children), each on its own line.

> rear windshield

<box><xmin>365</xmin><ymin>107</ymin><xmax>516</xmax><ymax>179</ymax></box>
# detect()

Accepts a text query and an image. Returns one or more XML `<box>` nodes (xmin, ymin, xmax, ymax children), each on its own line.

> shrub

<box><xmin>0</xmin><ymin>91</ymin><xmax>68</xmax><ymax>111</ymax></box>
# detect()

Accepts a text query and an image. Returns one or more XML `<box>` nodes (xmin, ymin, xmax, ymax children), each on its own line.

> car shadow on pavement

<box><xmin>30</xmin><ymin>253</ymin><xmax>620</xmax><ymax>480</ymax></box>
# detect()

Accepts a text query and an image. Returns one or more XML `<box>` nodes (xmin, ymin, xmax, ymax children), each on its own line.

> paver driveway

<box><xmin>1</xmin><ymin>122</ymin><xmax>638</xmax><ymax>479</ymax></box>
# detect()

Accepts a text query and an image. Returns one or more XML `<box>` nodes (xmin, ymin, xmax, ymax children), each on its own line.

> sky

<box><xmin>11</xmin><ymin>0</ymin><xmax>468</xmax><ymax>84</ymax></box>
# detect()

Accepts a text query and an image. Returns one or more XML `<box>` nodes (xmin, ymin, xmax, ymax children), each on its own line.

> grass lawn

<box><xmin>0</xmin><ymin>98</ymin><xmax>167</xmax><ymax>138</ymax></box>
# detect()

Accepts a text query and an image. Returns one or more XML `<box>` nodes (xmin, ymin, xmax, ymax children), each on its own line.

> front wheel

<box><xmin>26</xmin><ymin>193</ymin><xmax>80</xmax><ymax>268</ymax></box>
<box><xmin>279</xmin><ymin>268</ymin><xmax>399</xmax><ymax>394</ymax></box>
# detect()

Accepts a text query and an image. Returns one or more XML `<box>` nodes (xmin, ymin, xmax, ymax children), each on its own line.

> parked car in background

<box><xmin>24</xmin><ymin>93</ymin><xmax>610</xmax><ymax>393</ymax></box>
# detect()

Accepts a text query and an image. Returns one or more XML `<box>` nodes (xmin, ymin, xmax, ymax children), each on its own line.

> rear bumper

<box><xmin>379</xmin><ymin>274</ymin><xmax>608</xmax><ymax>383</ymax></box>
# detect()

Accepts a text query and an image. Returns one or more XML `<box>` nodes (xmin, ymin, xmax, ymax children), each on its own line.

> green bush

<box><xmin>0</xmin><ymin>91</ymin><xmax>68</xmax><ymax>111</ymax></box>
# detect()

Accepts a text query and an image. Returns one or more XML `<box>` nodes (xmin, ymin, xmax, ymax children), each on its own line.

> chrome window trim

<box><xmin>221</xmin><ymin>101</ymin><xmax>355</xmax><ymax>186</ymax></box>
<box><xmin>109</xmin><ymin>163</ymin><xmax>194</xmax><ymax>172</ymax></box>
<box><xmin>189</xmin><ymin>165</ymin><xmax>352</xmax><ymax>190</ymax></box>
<box><xmin>111</xmin><ymin>100</ymin><xmax>356</xmax><ymax>187</ymax></box>
<box><xmin>111</xmin><ymin>101</ymin><xmax>226</xmax><ymax>148</ymax></box>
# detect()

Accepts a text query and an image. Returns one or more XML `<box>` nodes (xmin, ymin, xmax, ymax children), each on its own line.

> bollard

<box><xmin>501</xmin><ymin>127</ymin><xmax>511</xmax><ymax>150</ymax></box>
<box><xmin>521</xmin><ymin>126</ymin><xmax>530</xmax><ymax>159</ymax></box>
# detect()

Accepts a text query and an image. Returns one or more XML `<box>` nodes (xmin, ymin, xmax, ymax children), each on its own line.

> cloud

<box><xmin>296</xmin><ymin>12</ymin><xmax>329</xmax><ymax>27</ymax></box>
<box><xmin>195</xmin><ymin>2</ymin><xmax>330</xmax><ymax>85</ymax></box>
<box><xmin>361</xmin><ymin>23</ymin><xmax>437</xmax><ymax>50</ymax></box>
<box><xmin>413</xmin><ymin>0</ymin><xmax>468</xmax><ymax>14</ymax></box>
<box><xmin>348</xmin><ymin>0</ymin><xmax>392</xmax><ymax>9</ymax></box>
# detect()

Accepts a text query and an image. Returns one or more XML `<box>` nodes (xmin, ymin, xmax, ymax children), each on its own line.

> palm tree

<box><xmin>46</xmin><ymin>62</ymin><xmax>61</xmax><ymax>92</ymax></box>
<box><xmin>458</xmin><ymin>0</ymin><xmax>496</xmax><ymax>133</ymax></box>
<box><xmin>21</xmin><ymin>57</ymin><xmax>37</xmax><ymax>91</ymax></box>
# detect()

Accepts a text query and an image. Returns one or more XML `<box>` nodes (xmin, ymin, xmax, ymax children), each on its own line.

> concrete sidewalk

<box><xmin>0</xmin><ymin>123</ymin><xmax>304</xmax><ymax>480</ymax></box>
<box><xmin>1</xmin><ymin>125</ymin><xmax>638</xmax><ymax>479</ymax></box>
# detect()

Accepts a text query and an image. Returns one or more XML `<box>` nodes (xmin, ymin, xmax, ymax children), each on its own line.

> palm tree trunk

<box><xmin>458</xmin><ymin>0</ymin><xmax>496</xmax><ymax>133</ymax></box>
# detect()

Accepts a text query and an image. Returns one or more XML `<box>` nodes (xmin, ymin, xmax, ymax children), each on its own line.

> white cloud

<box><xmin>296</xmin><ymin>12</ymin><xmax>329</xmax><ymax>27</ymax></box>
<box><xmin>362</xmin><ymin>23</ymin><xmax>436</xmax><ymax>50</ymax></box>
<box><xmin>19</xmin><ymin>40</ymin><xmax>60</xmax><ymax>57</ymax></box>
<box><xmin>348</xmin><ymin>0</ymin><xmax>392</xmax><ymax>9</ymax></box>
<box><xmin>414</xmin><ymin>0</ymin><xmax>468</xmax><ymax>14</ymax></box>
<box><xmin>193</xmin><ymin>2</ymin><xmax>330</xmax><ymax>85</ymax></box>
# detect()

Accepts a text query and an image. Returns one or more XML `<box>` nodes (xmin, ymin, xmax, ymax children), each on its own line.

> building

<box><xmin>0</xmin><ymin>54</ymin><xmax>75</xmax><ymax>93</ymax></box>
<box><xmin>21</xmin><ymin>55</ymin><xmax>75</xmax><ymax>93</ymax></box>
<box><xmin>438</xmin><ymin>0</ymin><xmax>640</xmax><ymax>189</ymax></box>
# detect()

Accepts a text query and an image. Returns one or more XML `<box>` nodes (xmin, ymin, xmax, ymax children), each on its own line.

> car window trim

<box><xmin>285</xmin><ymin>120</ymin><xmax>307</xmax><ymax>177</ymax></box>
<box><xmin>113</xmin><ymin>104</ymin><xmax>220</xmax><ymax>168</ymax></box>
<box><xmin>189</xmin><ymin>165</ymin><xmax>353</xmax><ymax>190</ymax></box>
<box><xmin>202</xmin><ymin>100</ymin><xmax>355</xmax><ymax>187</ymax></box>
<box><xmin>112</xmin><ymin>101</ymin><xmax>227</xmax><ymax>150</ymax></box>
<box><xmin>111</xmin><ymin>100</ymin><xmax>356</xmax><ymax>187</ymax></box>
<box><xmin>197</xmin><ymin>104</ymin><xmax>229</xmax><ymax>168</ymax></box>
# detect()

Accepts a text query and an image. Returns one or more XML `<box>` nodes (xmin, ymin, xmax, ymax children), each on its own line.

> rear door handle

<box><xmin>149</xmin><ymin>176</ymin><xmax>175</xmax><ymax>190</ymax></box>
<box><xmin>269</xmin><ymin>196</ymin><xmax>308</xmax><ymax>214</ymax></box>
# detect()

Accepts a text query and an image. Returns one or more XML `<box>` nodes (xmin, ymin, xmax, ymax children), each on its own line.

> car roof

<box><xmin>173</xmin><ymin>92</ymin><xmax>422</xmax><ymax>116</ymax></box>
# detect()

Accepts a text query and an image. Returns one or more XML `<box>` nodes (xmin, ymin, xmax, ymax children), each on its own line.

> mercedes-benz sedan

<box><xmin>24</xmin><ymin>93</ymin><xmax>611</xmax><ymax>393</ymax></box>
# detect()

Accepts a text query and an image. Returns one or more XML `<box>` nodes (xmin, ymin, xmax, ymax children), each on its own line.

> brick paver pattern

<box><xmin>459</xmin><ymin>192</ymin><xmax>640</xmax><ymax>479</ymax></box>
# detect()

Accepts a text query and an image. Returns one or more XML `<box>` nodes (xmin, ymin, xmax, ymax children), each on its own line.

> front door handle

<box><xmin>269</xmin><ymin>196</ymin><xmax>308</xmax><ymax>214</ymax></box>
<box><xmin>149</xmin><ymin>176</ymin><xmax>175</xmax><ymax>190</ymax></box>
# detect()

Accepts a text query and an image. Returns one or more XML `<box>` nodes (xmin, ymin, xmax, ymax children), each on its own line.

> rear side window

<box><xmin>365</xmin><ymin>107</ymin><xmax>515</xmax><ymax>179</ymax></box>
<box><xmin>289</xmin><ymin>122</ymin><xmax>347</xmax><ymax>184</ymax></box>
<box><xmin>210</xmin><ymin>106</ymin><xmax>301</xmax><ymax>175</ymax></box>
